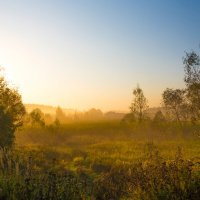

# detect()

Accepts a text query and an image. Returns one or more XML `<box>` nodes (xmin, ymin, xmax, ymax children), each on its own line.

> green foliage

<box><xmin>0</xmin><ymin>73</ymin><xmax>25</xmax><ymax>147</ymax></box>
<box><xmin>0</xmin><ymin>143</ymin><xmax>199</xmax><ymax>200</ymax></box>
<box><xmin>0</xmin><ymin>148</ymin><xmax>89</xmax><ymax>199</ymax></box>
<box><xmin>162</xmin><ymin>88</ymin><xmax>187</xmax><ymax>124</ymax></box>
<box><xmin>93</xmin><ymin>148</ymin><xmax>200</xmax><ymax>200</ymax></box>
<box><xmin>0</xmin><ymin>120</ymin><xmax>200</xmax><ymax>199</ymax></box>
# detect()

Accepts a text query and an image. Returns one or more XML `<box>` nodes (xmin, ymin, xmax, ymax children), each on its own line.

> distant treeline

<box><xmin>24</xmin><ymin>106</ymin><xmax>126</xmax><ymax>127</ymax></box>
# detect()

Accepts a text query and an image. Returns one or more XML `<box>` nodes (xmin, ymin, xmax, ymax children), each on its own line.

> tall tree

<box><xmin>183</xmin><ymin>51</ymin><xmax>200</xmax><ymax>120</ymax></box>
<box><xmin>162</xmin><ymin>88</ymin><xmax>187</xmax><ymax>125</ymax></box>
<box><xmin>130</xmin><ymin>85</ymin><xmax>148</xmax><ymax>122</ymax></box>
<box><xmin>184</xmin><ymin>51</ymin><xmax>200</xmax><ymax>85</ymax></box>
<box><xmin>0</xmin><ymin>72</ymin><xmax>26</xmax><ymax>147</ymax></box>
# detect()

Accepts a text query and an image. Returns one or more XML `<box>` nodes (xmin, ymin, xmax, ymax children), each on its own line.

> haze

<box><xmin>0</xmin><ymin>0</ymin><xmax>200</xmax><ymax>111</ymax></box>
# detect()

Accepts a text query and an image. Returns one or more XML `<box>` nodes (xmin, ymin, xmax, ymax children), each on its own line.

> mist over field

<box><xmin>0</xmin><ymin>0</ymin><xmax>200</xmax><ymax>199</ymax></box>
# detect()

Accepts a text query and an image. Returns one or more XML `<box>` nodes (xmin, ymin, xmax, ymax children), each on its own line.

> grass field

<box><xmin>0</xmin><ymin>121</ymin><xmax>198</xmax><ymax>199</ymax></box>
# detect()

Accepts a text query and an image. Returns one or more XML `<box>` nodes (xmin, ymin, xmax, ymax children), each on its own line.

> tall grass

<box><xmin>0</xmin><ymin>145</ymin><xmax>199</xmax><ymax>199</ymax></box>
<box><xmin>0</xmin><ymin>121</ymin><xmax>199</xmax><ymax>199</ymax></box>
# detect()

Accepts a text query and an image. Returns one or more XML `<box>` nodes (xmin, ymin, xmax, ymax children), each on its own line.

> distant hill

<box><xmin>104</xmin><ymin>111</ymin><xmax>126</xmax><ymax>120</ymax></box>
<box><xmin>25</xmin><ymin>104</ymin><xmax>76</xmax><ymax>115</ymax></box>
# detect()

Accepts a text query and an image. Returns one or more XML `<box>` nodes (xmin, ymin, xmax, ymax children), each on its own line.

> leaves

<box><xmin>0</xmin><ymin>74</ymin><xmax>25</xmax><ymax>147</ymax></box>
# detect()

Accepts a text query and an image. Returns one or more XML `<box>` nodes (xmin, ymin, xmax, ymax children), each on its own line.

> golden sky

<box><xmin>1</xmin><ymin>0</ymin><xmax>198</xmax><ymax>111</ymax></box>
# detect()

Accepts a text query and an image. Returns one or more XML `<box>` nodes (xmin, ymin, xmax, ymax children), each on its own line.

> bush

<box><xmin>93</xmin><ymin>148</ymin><xmax>200</xmax><ymax>200</ymax></box>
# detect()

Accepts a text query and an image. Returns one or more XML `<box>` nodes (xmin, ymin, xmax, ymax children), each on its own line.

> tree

<box><xmin>29</xmin><ymin>108</ymin><xmax>45</xmax><ymax>127</ymax></box>
<box><xmin>122</xmin><ymin>113</ymin><xmax>136</xmax><ymax>123</ymax></box>
<box><xmin>55</xmin><ymin>106</ymin><xmax>67</xmax><ymax>123</ymax></box>
<box><xmin>130</xmin><ymin>85</ymin><xmax>148</xmax><ymax>122</ymax></box>
<box><xmin>0</xmin><ymin>72</ymin><xmax>25</xmax><ymax>147</ymax></box>
<box><xmin>84</xmin><ymin>108</ymin><xmax>103</xmax><ymax>121</ymax></box>
<box><xmin>162</xmin><ymin>88</ymin><xmax>187</xmax><ymax>125</ymax></box>
<box><xmin>183</xmin><ymin>51</ymin><xmax>200</xmax><ymax>120</ymax></box>
<box><xmin>153</xmin><ymin>110</ymin><xmax>166</xmax><ymax>123</ymax></box>
<box><xmin>184</xmin><ymin>51</ymin><xmax>200</xmax><ymax>85</ymax></box>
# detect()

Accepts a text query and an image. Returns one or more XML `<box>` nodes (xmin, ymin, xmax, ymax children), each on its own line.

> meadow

<box><xmin>2</xmin><ymin>0</ymin><xmax>200</xmax><ymax>199</ymax></box>
<box><xmin>0</xmin><ymin>120</ymin><xmax>199</xmax><ymax>199</ymax></box>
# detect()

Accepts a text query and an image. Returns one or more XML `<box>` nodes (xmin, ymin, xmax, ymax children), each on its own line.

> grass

<box><xmin>0</xmin><ymin>120</ymin><xmax>199</xmax><ymax>199</ymax></box>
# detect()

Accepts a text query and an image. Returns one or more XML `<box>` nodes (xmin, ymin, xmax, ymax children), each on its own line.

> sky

<box><xmin>0</xmin><ymin>0</ymin><xmax>200</xmax><ymax>112</ymax></box>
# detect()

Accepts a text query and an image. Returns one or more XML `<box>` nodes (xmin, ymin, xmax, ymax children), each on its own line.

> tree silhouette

<box><xmin>162</xmin><ymin>88</ymin><xmax>186</xmax><ymax>126</ymax></box>
<box><xmin>130</xmin><ymin>85</ymin><xmax>148</xmax><ymax>123</ymax></box>
<box><xmin>0</xmin><ymin>72</ymin><xmax>25</xmax><ymax>147</ymax></box>
<box><xmin>184</xmin><ymin>51</ymin><xmax>200</xmax><ymax>120</ymax></box>
<box><xmin>29</xmin><ymin>108</ymin><xmax>45</xmax><ymax>127</ymax></box>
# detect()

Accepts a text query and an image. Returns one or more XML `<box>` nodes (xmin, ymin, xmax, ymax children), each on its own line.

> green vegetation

<box><xmin>0</xmin><ymin>121</ymin><xmax>199</xmax><ymax>199</ymax></box>
<box><xmin>6</xmin><ymin>119</ymin><xmax>199</xmax><ymax>199</ymax></box>
<box><xmin>0</xmin><ymin>70</ymin><xmax>25</xmax><ymax>148</ymax></box>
